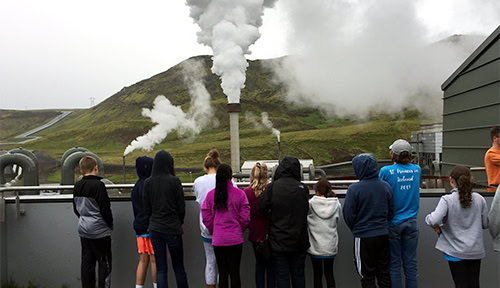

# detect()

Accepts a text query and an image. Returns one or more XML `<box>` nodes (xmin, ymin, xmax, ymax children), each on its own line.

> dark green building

<box><xmin>441</xmin><ymin>25</ymin><xmax>500</xmax><ymax>185</ymax></box>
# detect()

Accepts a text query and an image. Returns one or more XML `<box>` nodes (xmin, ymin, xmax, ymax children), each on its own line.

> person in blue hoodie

<box><xmin>343</xmin><ymin>154</ymin><xmax>394</xmax><ymax>288</ymax></box>
<box><xmin>132</xmin><ymin>156</ymin><xmax>157</xmax><ymax>288</ymax></box>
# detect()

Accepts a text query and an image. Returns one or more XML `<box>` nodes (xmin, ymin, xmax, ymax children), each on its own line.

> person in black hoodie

<box><xmin>342</xmin><ymin>154</ymin><xmax>394</xmax><ymax>288</ymax></box>
<box><xmin>144</xmin><ymin>150</ymin><xmax>188</xmax><ymax>288</ymax></box>
<box><xmin>132</xmin><ymin>156</ymin><xmax>157</xmax><ymax>288</ymax></box>
<box><xmin>73</xmin><ymin>156</ymin><xmax>113</xmax><ymax>288</ymax></box>
<box><xmin>258</xmin><ymin>156</ymin><xmax>310</xmax><ymax>288</ymax></box>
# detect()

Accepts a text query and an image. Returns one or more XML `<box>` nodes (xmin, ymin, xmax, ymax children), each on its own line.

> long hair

<box><xmin>314</xmin><ymin>178</ymin><xmax>336</xmax><ymax>197</ymax></box>
<box><xmin>250</xmin><ymin>162</ymin><xmax>268</xmax><ymax>198</ymax></box>
<box><xmin>214</xmin><ymin>163</ymin><xmax>232</xmax><ymax>210</ymax></box>
<box><xmin>450</xmin><ymin>166</ymin><xmax>473</xmax><ymax>208</ymax></box>
<box><xmin>204</xmin><ymin>149</ymin><xmax>221</xmax><ymax>170</ymax></box>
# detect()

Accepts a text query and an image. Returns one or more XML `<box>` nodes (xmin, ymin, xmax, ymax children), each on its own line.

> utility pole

<box><xmin>89</xmin><ymin>97</ymin><xmax>95</xmax><ymax>107</ymax></box>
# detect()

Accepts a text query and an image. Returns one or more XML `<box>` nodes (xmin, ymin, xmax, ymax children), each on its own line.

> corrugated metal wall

<box><xmin>442</xmin><ymin>29</ymin><xmax>500</xmax><ymax>182</ymax></box>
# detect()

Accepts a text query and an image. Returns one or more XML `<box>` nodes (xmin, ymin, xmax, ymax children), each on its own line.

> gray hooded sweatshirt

<box><xmin>488</xmin><ymin>186</ymin><xmax>500</xmax><ymax>252</ymax></box>
<box><xmin>307</xmin><ymin>195</ymin><xmax>341</xmax><ymax>256</ymax></box>
<box><xmin>425</xmin><ymin>189</ymin><xmax>488</xmax><ymax>260</ymax></box>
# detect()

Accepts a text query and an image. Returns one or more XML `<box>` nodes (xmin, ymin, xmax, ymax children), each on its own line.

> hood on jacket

<box><xmin>352</xmin><ymin>153</ymin><xmax>378</xmax><ymax>180</ymax></box>
<box><xmin>276</xmin><ymin>156</ymin><xmax>301</xmax><ymax>181</ymax></box>
<box><xmin>310</xmin><ymin>196</ymin><xmax>340</xmax><ymax>219</ymax></box>
<box><xmin>151</xmin><ymin>150</ymin><xmax>175</xmax><ymax>176</ymax></box>
<box><xmin>135</xmin><ymin>156</ymin><xmax>154</xmax><ymax>179</ymax></box>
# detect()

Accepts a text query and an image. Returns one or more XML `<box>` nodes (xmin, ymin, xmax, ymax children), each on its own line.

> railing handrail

<box><xmin>0</xmin><ymin>180</ymin><xmax>359</xmax><ymax>193</ymax></box>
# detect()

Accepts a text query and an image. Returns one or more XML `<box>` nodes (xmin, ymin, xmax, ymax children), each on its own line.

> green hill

<box><xmin>2</xmin><ymin>55</ymin><xmax>422</xmax><ymax>182</ymax></box>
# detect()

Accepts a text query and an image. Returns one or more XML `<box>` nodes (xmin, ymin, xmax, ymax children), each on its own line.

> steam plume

<box><xmin>261</xmin><ymin>112</ymin><xmax>280</xmax><ymax>142</ymax></box>
<box><xmin>123</xmin><ymin>59</ymin><xmax>213</xmax><ymax>156</ymax></box>
<box><xmin>186</xmin><ymin>0</ymin><xmax>277</xmax><ymax>103</ymax></box>
<box><xmin>268</xmin><ymin>0</ymin><xmax>493</xmax><ymax>119</ymax></box>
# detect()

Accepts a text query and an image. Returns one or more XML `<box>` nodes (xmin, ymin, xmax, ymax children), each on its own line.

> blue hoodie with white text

<box><xmin>343</xmin><ymin>154</ymin><xmax>394</xmax><ymax>238</ymax></box>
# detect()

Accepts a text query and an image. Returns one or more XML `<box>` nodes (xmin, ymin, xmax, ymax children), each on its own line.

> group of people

<box><xmin>71</xmin><ymin>127</ymin><xmax>500</xmax><ymax>288</ymax></box>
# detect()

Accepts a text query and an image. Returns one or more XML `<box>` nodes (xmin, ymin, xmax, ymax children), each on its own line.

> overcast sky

<box><xmin>0</xmin><ymin>0</ymin><xmax>498</xmax><ymax>110</ymax></box>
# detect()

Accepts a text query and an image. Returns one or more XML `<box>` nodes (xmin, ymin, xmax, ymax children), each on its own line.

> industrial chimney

<box><xmin>227</xmin><ymin>103</ymin><xmax>241</xmax><ymax>173</ymax></box>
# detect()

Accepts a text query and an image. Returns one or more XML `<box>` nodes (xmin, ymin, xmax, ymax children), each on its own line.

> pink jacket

<box><xmin>202</xmin><ymin>181</ymin><xmax>250</xmax><ymax>246</ymax></box>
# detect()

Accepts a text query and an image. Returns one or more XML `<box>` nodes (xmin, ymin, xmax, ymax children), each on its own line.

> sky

<box><xmin>0</xmin><ymin>0</ymin><xmax>498</xmax><ymax>110</ymax></box>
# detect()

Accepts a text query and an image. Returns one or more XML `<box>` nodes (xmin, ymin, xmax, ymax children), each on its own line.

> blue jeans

<box><xmin>272</xmin><ymin>251</ymin><xmax>306</xmax><ymax>288</ymax></box>
<box><xmin>150</xmin><ymin>231</ymin><xmax>189</xmax><ymax>288</ymax></box>
<box><xmin>389</xmin><ymin>218</ymin><xmax>419</xmax><ymax>288</ymax></box>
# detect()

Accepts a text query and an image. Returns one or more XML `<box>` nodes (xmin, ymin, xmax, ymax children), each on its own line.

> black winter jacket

<box><xmin>73</xmin><ymin>175</ymin><xmax>113</xmax><ymax>239</ymax></box>
<box><xmin>258</xmin><ymin>156</ymin><xmax>310</xmax><ymax>252</ymax></box>
<box><xmin>132</xmin><ymin>156</ymin><xmax>154</xmax><ymax>235</ymax></box>
<box><xmin>144</xmin><ymin>150</ymin><xmax>186</xmax><ymax>235</ymax></box>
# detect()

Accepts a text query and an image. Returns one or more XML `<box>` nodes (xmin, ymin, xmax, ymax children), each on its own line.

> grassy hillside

<box><xmin>0</xmin><ymin>109</ymin><xmax>62</xmax><ymax>140</ymax></box>
<box><xmin>1</xmin><ymin>55</ymin><xmax>423</xmax><ymax>182</ymax></box>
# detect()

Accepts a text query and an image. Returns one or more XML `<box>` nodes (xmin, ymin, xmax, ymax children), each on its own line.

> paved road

<box><xmin>0</xmin><ymin>111</ymin><xmax>73</xmax><ymax>146</ymax></box>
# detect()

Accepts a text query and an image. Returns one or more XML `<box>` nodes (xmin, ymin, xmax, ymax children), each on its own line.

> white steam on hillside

<box><xmin>267</xmin><ymin>0</ymin><xmax>499</xmax><ymax>119</ymax></box>
<box><xmin>123</xmin><ymin>59</ymin><xmax>213</xmax><ymax>156</ymax></box>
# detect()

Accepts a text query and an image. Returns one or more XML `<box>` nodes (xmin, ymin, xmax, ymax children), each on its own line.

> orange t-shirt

<box><xmin>485</xmin><ymin>147</ymin><xmax>500</xmax><ymax>192</ymax></box>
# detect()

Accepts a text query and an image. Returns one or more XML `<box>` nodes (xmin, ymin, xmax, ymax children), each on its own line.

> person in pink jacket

<box><xmin>202</xmin><ymin>163</ymin><xmax>250</xmax><ymax>288</ymax></box>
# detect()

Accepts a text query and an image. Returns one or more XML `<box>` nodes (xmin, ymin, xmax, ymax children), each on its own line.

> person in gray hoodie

<box><xmin>307</xmin><ymin>178</ymin><xmax>340</xmax><ymax>288</ymax></box>
<box><xmin>489</xmin><ymin>185</ymin><xmax>500</xmax><ymax>252</ymax></box>
<box><xmin>425</xmin><ymin>166</ymin><xmax>488</xmax><ymax>288</ymax></box>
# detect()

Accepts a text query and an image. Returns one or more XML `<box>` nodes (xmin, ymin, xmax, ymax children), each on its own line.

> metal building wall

<box><xmin>441</xmin><ymin>26</ymin><xmax>500</xmax><ymax>181</ymax></box>
<box><xmin>3</xmin><ymin>196</ymin><xmax>499</xmax><ymax>287</ymax></box>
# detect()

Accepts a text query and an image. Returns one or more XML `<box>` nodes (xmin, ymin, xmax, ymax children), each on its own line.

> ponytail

<box><xmin>214</xmin><ymin>163</ymin><xmax>232</xmax><ymax>210</ymax></box>
<box><xmin>450</xmin><ymin>166</ymin><xmax>473</xmax><ymax>208</ymax></box>
<box><xmin>250</xmin><ymin>162</ymin><xmax>268</xmax><ymax>197</ymax></box>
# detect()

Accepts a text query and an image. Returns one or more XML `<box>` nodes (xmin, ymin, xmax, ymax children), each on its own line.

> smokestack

<box><xmin>227</xmin><ymin>103</ymin><xmax>241</xmax><ymax>173</ymax></box>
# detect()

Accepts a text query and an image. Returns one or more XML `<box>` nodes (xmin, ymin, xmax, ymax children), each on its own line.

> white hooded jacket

<box><xmin>307</xmin><ymin>195</ymin><xmax>341</xmax><ymax>256</ymax></box>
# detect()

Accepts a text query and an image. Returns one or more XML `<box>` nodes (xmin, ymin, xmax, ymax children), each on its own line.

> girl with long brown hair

<box><xmin>425</xmin><ymin>166</ymin><xmax>489</xmax><ymax>288</ymax></box>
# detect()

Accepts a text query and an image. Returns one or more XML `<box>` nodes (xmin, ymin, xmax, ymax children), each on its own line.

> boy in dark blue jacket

<box><xmin>132</xmin><ymin>156</ymin><xmax>156</xmax><ymax>288</ymax></box>
<box><xmin>343</xmin><ymin>154</ymin><xmax>394</xmax><ymax>288</ymax></box>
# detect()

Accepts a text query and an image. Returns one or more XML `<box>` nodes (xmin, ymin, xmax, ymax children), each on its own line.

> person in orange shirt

<box><xmin>485</xmin><ymin>126</ymin><xmax>500</xmax><ymax>192</ymax></box>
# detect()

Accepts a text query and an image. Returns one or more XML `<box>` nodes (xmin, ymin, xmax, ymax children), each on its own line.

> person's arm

<box><xmin>176</xmin><ymin>179</ymin><xmax>186</xmax><ymax>225</ymax></box>
<box><xmin>342</xmin><ymin>187</ymin><xmax>357</xmax><ymax>230</ymax></box>
<box><xmin>239</xmin><ymin>191</ymin><xmax>251</xmax><ymax>231</ymax></box>
<box><xmin>143</xmin><ymin>180</ymin><xmax>152</xmax><ymax>218</ymax></box>
<box><xmin>96</xmin><ymin>182</ymin><xmax>113</xmax><ymax>229</ymax></box>
<box><xmin>387</xmin><ymin>186</ymin><xmax>395</xmax><ymax>222</ymax></box>
<box><xmin>425</xmin><ymin>196</ymin><xmax>448</xmax><ymax>228</ymax></box>
<box><xmin>489</xmin><ymin>187</ymin><xmax>500</xmax><ymax>237</ymax></box>
<box><xmin>488</xmin><ymin>151</ymin><xmax>500</xmax><ymax>166</ymax></box>
<box><xmin>201</xmin><ymin>191</ymin><xmax>215</xmax><ymax>235</ymax></box>
<box><xmin>378</xmin><ymin>168</ymin><xmax>387</xmax><ymax>181</ymax></box>
<box><xmin>72</xmin><ymin>198</ymin><xmax>80</xmax><ymax>218</ymax></box>
<box><xmin>258</xmin><ymin>182</ymin><xmax>274</xmax><ymax>217</ymax></box>
<box><xmin>481</xmin><ymin>195</ymin><xmax>489</xmax><ymax>229</ymax></box>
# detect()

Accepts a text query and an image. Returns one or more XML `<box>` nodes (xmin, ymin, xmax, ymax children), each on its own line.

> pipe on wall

<box><xmin>0</xmin><ymin>152</ymin><xmax>39</xmax><ymax>189</ymax></box>
<box><xmin>61</xmin><ymin>149</ymin><xmax>104</xmax><ymax>187</ymax></box>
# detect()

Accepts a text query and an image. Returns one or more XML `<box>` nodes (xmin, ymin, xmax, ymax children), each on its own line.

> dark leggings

<box><xmin>311</xmin><ymin>257</ymin><xmax>336</xmax><ymax>288</ymax></box>
<box><xmin>448</xmin><ymin>259</ymin><xmax>481</xmax><ymax>288</ymax></box>
<box><xmin>214</xmin><ymin>244</ymin><xmax>243</xmax><ymax>288</ymax></box>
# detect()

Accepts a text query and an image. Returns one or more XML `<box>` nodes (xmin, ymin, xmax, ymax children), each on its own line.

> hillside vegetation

<box><xmin>0</xmin><ymin>110</ymin><xmax>62</xmax><ymax>140</ymax></box>
<box><xmin>2</xmin><ymin>56</ymin><xmax>422</xmax><ymax>182</ymax></box>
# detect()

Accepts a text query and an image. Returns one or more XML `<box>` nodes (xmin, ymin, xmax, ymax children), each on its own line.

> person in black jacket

<box><xmin>144</xmin><ymin>150</ymin><xmax>188</xmax><ymax>288</ymax></box>
<box><xmin>132</xmin><ymin>156</ymin><xmax>156</xmax><ymax>288</ymax></box>
<box><xmin>342</xmin><ymin>153</ymin><xmax>394</xmax><ymax>288</ymax></box>
<box><xmin>73</xmin><ymin>156</ymin><xmax>113</xmax><ymax>288</ymax></box>
<box><xmin>258</xmin><ymin>156</ymin><xmax>310</xmax><ymax>288</ymax></box>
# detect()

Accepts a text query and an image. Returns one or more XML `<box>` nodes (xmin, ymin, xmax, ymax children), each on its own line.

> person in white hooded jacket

<box><xmin>307</xmin><ymin>178</ymin><xmax>341</xmax><ymax>288</ymax></box>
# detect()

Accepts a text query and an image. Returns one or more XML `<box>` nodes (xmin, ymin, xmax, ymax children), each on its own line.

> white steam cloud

<box><xmin>186</xmin><ymin>0</ymin><xmax>277</xmax><ymax>103</ymax></box>
<box><xmin>123</xmin><ymin>59</ymin><xmax>213</xmax><ymax>156</ymax></box>
<box><xmin>245</xmin><ymin>111</ymin><xmax>281</xmax><ymax>142</ymax></box>
<box><xmin>268</xmin><ymin>0</ymin><xmax>495</xmax><ymax>119</ymax></box>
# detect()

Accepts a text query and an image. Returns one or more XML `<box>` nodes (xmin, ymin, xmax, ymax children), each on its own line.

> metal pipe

<box><xmin>227</xmin><ymin>104</ymin><xmax>241</xmax><ymax>173</ymax></box>
<box><xmin>122</xmin><ymin>155</ymin><xmax>126</xmax><ymax>184</ymax></box>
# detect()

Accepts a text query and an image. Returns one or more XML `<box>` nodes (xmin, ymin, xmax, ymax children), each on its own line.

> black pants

<box><xmin>81</xmin><ymin>236</ymin><xmax>112</xmax><ymax>288</ymax></box>
<box><xmin>448</xmin><ymin>259</ymin><xmax>481</xmax><ymax>288</ymax></box>
<box><xmin>214</xmin><ymin>244</ymin><xmax>243</xmax><ymax>288</ymax></box>
<box><xmin>252</xmin><ymin>242</ymin><xmax>275</xmax><ymax>288</ymax></box>
<box><xmin>354</xmin><ymin>235</ymin><xmax>391</xmax><ymax>288</ymax></box>
<box><xmin>272</xmin><ymin>251</ymin><xmax>306</xmax><ymax>288</ymax></box>
<box><xmin>311</xmin><ymin>257</ymin><xmax>336</xmax><ymax>288</ymax></box>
